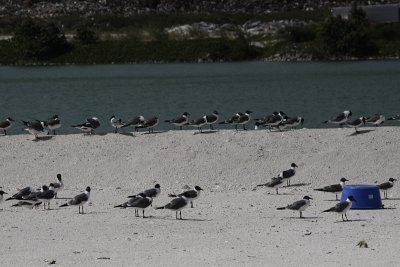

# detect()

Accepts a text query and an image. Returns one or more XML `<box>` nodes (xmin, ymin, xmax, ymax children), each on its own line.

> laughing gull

<box><xmin>60</xmin><ymin>186</ymin><xmax>91</xmax><ymax>214</ymax></box>
<box><xmin>219</xmin><ymin>112</ymin><xmax>243</xmax><ymax>129</ymax></box>
<box><xmin>22</xmin><ymin>120</ymin><xmax>48</xmax><ymax>139</ymax></box>
<box><xmin>24</xmin><ymin>185</ymin><xmax>55</xmax><ymax>210</ymax></box>
<box><xmin>6</xmin><ymin>186</ymin><xmax>35</xmax><ymax>201</ymax></box>
<box><xmin>189</xmin><ymin>116</ymin><xmax>207</xmax><ymax>133</ymax></box>
<box><xmin>0</xmin><ymin>190</ymin><xmax>7</xmax><ymax>206</ymax></box>
<box><xmin>365</xmin><ymin>114</ymin><xmax>385</xmax><ymax>127</ymax></box>
<box><xmin>257</xmin><ymin>177</ymin><xmax>284</xmax><ymax>194</ymax></box>
<box><xmin>165</xmin><ymin>112</ymin><xmax>190</xmax><ymax>130</ymax></box>
<box><xmin>21</xmin><ymin>186</ymin><xmax>46</xmax><ymax>208</ymax></box>
<box><xmin>323</xmin><ymin>195</ymin><xmax>356</xmax><ymax>221</ymax></box>
<box><xmin>51</xmin><ymin>174</ymin><xmax>64</xmax><ymax>198</ymax></box>
<box><xmin>235</xmin><ymin>110</ymin><xmax>253</xmax><ymax>130</ymax></box>
<box><xmin>387</xmin><ymin>114</ymin><xmax>400</xmax><ymax>121</ymax></box>
<box><xmin>347</xmin><ymin>117</ymin><xmax>365</xmax><ymax>133</ymax></box>
<box><xmin>278</xmin><ymin>163</ymin><xmax>298</xmax><ymax>186</ymax></box>
<box><xmin>281</xmin><ymin>116</ymin><xmax>304</xmax><ymax>130</ymax></box>
<box><xmin>46</xmin><ymin>115</ymin><xmax>61</xmax><ymax>135</ymax></box>
<box><xmin>37</xmin><ymin>184</ymin><xmax>56</xmax><ymax>209</ymax></box>
<box><xmin>0</xmin><ymin>117</ymin><xmax>14</xmax><ymax>136</ymax></box>
<box><xmin>255</xmin><ymin>111</ymin><xmax>285</xmax><ymax>131</ymax></box>
<box><xmin>314</xmin><ymin>177</ymin><xmax>348</xmax><ymax>200</ymax></box>
<box><xmin>155</xmin><ymin>196</ymin><xmax>189</xmax><ymax>220</ymax></box>
<box><xmin>168</xmin><ymin>186</ymin><xmax>203</xmax><ymax>208</ymax></box>
<box><xmin>110</xmin><ymin>116</ymin><xmax>125</xmax><ymax>133</ymax></box>
<box><xmin>72</xmin><ymin>117</ymin><xmax>100</xmax><ymax>135</ymax></box>
<box><xmin>378</xmin><ymin>178</ymin><xmax>397</xmax><ymax>199</ymax></box>
<box><xmin>277</xmin><ymin>196</ymin><xmax>313</xmax><ymax>218</ymax></box>
<box><xmin>323</xmin><ymin>110</ymin><xmax>352</xmax><ymax>126</ymax></box>
<box><xmin>121</xmin><ymin>116</ymin><xmax>145</xmax><ymax>132</ymax></box>
<box><xmin>115</xmin><ymin>193</ymin><xmax>153</xmax><ymax>218</ymax></box>
<box><xmin>205</xmin><ymin>111</ymin><xmax>219</xmax><ymax>130</ymax></box>
<box><xmin>128</xmin><ymin>184</ymin><xmax>161</xmax><ymax>204</ymax></box>
<box><xmin>137</xmin><ymin>116</ymin><xmax>159</xmax><ymax>133</ymax></box>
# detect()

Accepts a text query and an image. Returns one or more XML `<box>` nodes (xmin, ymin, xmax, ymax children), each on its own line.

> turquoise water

<box><xmin>0</xmin><ymin>61</ymin><xmax>399</xmax><ymax>134</ymax></box>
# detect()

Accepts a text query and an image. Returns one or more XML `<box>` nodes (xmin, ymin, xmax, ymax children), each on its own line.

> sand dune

<box><xmin>0</xmin><ymin>128</ymin><xmax>399</xmax><ymax>266</ymax></box>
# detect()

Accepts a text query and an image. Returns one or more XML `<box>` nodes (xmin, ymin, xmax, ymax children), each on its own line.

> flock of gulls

<box><xmin>0</xmin><ymin>166</ymin><xmax>397</xmax><ymax>221</ymax></box>
<box><xmin>256</xmin><ymin>164</ymin><xmax>397</xmax><ymax>221</ymax></box>
<box><xmin>0</xmin><ymin>110</ymin><xmax>399</xmax><ymax>139</ymax></box>
<box><xmin>0</xmin><ymin>109</ymin><xmax>398</xmax><ymax>221</ymax></box>
<box><xmin>0</xmin><ymin>175</ymin><xmax>204</xmax><ymax>220</ymax></box>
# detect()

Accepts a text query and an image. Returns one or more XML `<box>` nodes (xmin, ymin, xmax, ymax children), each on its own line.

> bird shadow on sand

<box><xmin>348</xmin><ymin>130</ymin><xmax>374</xmax><ymax>137</ymax></box>
<box><xmin>333</xmin><ymin>219</ymin><xmax>368</xmax><ymax>223</ymax></box>
<box><xmin>119</xmin><ymin>132</ymin><xmax>136</xmax><ymax>137</ymax></box>
<box><xmin>283</xmin><ymin>183</ymin><xmax>311</xmax><ymax>188</ymax></box>
<box><xmin>32</xmin><ymin>136</ymin><xmax>54</xmax><ymax>142</ymax></box>
<box><xmin>382</xmin><ymin>198</ymin><xmax>400</xmax><ymax>201</ymax></box>
<box><xmin>380</xmin><ymin>207</ymin><xmax>396</xmax><ymax>209</ymax></box>
<box><xmin>284</xmin><ymin>216</ymin><xmax>323</xmax><ymax>220</ymax></box>
<box><xmin>141</xmin><ymin>130</ymin><xmax>168</xmax><ymax>135</ymax></box>
<box><xmin>269</xmin><ymin>193</ymin><xmax>296</xmax><ymax>196</ymax></box>
<box><xmin>193</xmin><ymin>130</ymin><xmax>218</xmax><ymax>135</ymax></box>
<box><xmin>86</xmin><ymin>211</ymin><xmax>110</xmax><ymax>214</ymax></box>
<box><xmin>149</xmin><ymin>216</ymin><xmax>212</xmax><ymax>222</ymax></box>
<box><xmin>323</xmin><ymin>199</ymin><xmax>341</xmax><ymax>202</ymax></box>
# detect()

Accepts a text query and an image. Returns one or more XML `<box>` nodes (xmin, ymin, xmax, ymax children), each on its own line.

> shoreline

<box><xmin>1</xmin><ymin>128</ymin><xmax>399</xmax><ymax>266</ymax></box>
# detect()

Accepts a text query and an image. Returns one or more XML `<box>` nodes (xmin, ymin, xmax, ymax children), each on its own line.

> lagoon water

<box><xmin>0</xmin><ymin>61</ymin><xmax>399</xmax><ymax>134</ymax></box>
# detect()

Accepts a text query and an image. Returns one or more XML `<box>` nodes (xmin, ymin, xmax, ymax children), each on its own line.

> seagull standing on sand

<box><xmin>278</xmin><ymin>163</ymin><xmax>298</xmax><ymax>186</ymax></box>
<box><xmin>323</xmin><ymin>110</ymin><xmax>352</xmax><ymax>126</ymax></box>
<box><xmin>6</xmin><ymin>186</ymin><xmax>35</xmax><ymax>201</ymax></box>
<box><xmin>378</xmin><ymin>178</ymin><xmax>397</xmax><ymax>199</ymax></box>
<box><xmin>219</xmin><ymin>112</ymin><xmax>243</xmax><ymax>129</ymax></box>
<box><xmin>121</xmin><ymin>116</ymin><xmax>145</xmax><ymax>132</ymax></box>
<box><xmin>205</xmin><ymin>111</ymin><xmax>219</xmax><ymax>130</ymax></box>
<box><xmin>165</xmin><ymin>112</ymin><xmax>190</xmax><ymax>130</ymax></box>
<box><xmin>314</xmin><ymin>177</ymin><xmax>348</xmax><ymax>201</ymax></box>
<box><xmin>323</xmin><ymin>195</ymin><xmax>356</xmax><ymax>221</ymax></box>
<box><xmin>110</xmin><ymin>116</ymin><xmax>125</xmax><ymax>133</ymax></box>
<box><xmin>137</xmin><ymin>116</ymin><xmax>159</xmax><ymax>133</ymax></box>
<box><xmin>255</xmin><ymin>111</ymin><xmax>285</xmax><ymax>131</ymax></box>
<box><xmin>365</xmin><ymin>114</ymin><xmax>385</xmax><ymax>127</ymax></box>
<box><xmin>0</xmin><ymin>117</ymin><xmax>14</xmax><ymax>136</ymax></box>
<box><xmin>168</xmin><ymin>186</ymin><xmax>203</xmax><ymax>208</ymax></box>
<box><xmin>72</xmin><ymin>117</ymin><xmax>100</xmax><ymax>135</ymax></box>
<box><xmin>277</xmin><ymin>196</ymin><xmax>313</xmax><ymax>218</ymax></box>
<box><xmin>22</xmin><ymin>120</ymin><xmax>48</xmax><ymax>139</ymax></box>
<box><xmin>281</xmin><ymin>116</ymin><xmax>304</xmax><ymax>130</ymax></box>
<box><xmin>347</xmin><ymin>117</ymin><xmax>365</xmax><ymax>133</ymax></box>
<box><xmin>115</xmin><ymin>193</ymin><xmax>153</xmax><ymax>218</ymax></box>
<box><xmin>51</xmin><ymin>174</ymin><xmax>64</xmax><ymax>198</ymax></box>
<box><xmin>257</xmin><ymin>177</ymin><xmax>284</xmax><ymax>195</ymax></box>
<box><xmin>236</xmin><ymin>110</ymin><xmax>252</xmax><ymax>130</ymax></box>
<box><xmin>60</xmin><ymin>187</ymin><xmax>91</xmax><ymax>214</ymax></box>
<box><xmin>387</xmin><ymin>114</ymin><xmax>400</xmax><ymax>121</ymax></box>
<box><xmin>23</xmin><ymin>185</ymin><xmax>54</xmax><ymax>210</ymax></box>
<box><xmin>46</xmin><ymin>115</ymin><xmax>61</xmax><ymax>135</ymax></box>
<box><xmin>128</xmin><ymin>184</ymin><xmax>161</xmax><ymax>206</ymax></box>
<box><xmin>156</xmin><ymin>196</ymin><xmax>189</xmax><ymax>220</ymax></box>
<box><xmin>189</xmin><ymin>116</ymin><xmax>207</xmax><ymax>133</ymax></box>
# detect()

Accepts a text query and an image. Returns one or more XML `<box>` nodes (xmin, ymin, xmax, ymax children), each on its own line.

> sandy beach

<box><xmin>0</xmin><ymin>127</ymin><xmax>399</xmax><ymax>266</ymax></box>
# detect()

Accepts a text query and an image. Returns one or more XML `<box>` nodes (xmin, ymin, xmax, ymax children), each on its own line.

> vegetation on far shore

<box><xmin>0</xmin><ymin>4</ymin><xmax>399</xmax><ymax>65</ymax></box>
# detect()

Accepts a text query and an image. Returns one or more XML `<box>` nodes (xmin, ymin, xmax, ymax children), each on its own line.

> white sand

<box><xmin>0</xmin><ymin>128</ymin><xmax>399</xmax><ymax>266</ymax></box>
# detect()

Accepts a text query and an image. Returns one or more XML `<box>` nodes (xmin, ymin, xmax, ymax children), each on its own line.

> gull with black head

<box><xmin>0</xmin><ymin>117</ymin><xmax>14</xmax><ymax>136</ymax></box>
<box><xmin>277</xmin><ymin>196</ymin><xmax>313</xmax><ymax>218</ymax></box>
<box><xmin>165</xmin><ymin>112</ymin><xmax>190</xmax><ymax>130</ymax></box>
<box><xmin>323</xmin><ymin>195</ymin><xmax>356</xmax><ymax>221</ymax></box>
<box><xmin>46</xmin><ymin>115</ymin><xmax>61</xmax><ymax>135</ymax></box>
<box><xmin>314</xmin><ymin>177</ymin><xmax>348</xmax><ymax>201</ymax></box>
<box><xmin>378</xmin><ymin>178</ymin><xmax>397</xmax><ymax>199</ymax></box>
<box><xmin>168</xmin><ymin>186</ymin><xmax>203</xmax><ymax>208</ymax></box>
<box><xmin>60</xmin><ymin>186</ymin><xmax>91</xmax><ymax>214</ymax></box>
